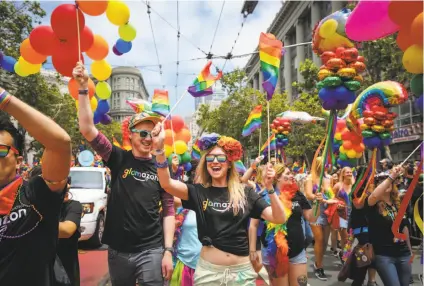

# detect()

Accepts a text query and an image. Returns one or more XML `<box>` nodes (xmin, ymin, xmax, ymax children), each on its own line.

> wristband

<box><xmin>78</xmin><ymin>89</ymin><xmax>89</xmax><ymax>95</ymax></box>
<box><xmin>155</xmin><ymin>160</ymin><xmax>169</xmax><ymax>169</ymax></box>
<box><xmin>164</xmin><ymin>247</ymin><xmax>174</xmax><ymax>254</ymax></box>
<box><xmin>250</xmin><ymin>163</ymin><xmax>257</xmax><ymax>170</ymax></box>
<box><xmin>267</xmin><ymin>188</ymin><xmax>275</xmax><ymax>195</ymax></box>
<box><xmin>388</xmin><ymin>175</ymin><xmax>396</xmax><ymax>181</ymax></box>
<box><xmin>0</xmin><ymin>90</ymin><xmax>11</xmax><ymax>110</ymax></box>
<box><xmin>151</xmin><ymin>149</ymin><xmax>164</xmax><ymax>156</ymax></box>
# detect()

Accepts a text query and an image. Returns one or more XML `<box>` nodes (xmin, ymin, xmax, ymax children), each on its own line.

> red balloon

<box><xmin>335</xmin><ymin>47</ymin><xmax>346</xmax><ymax>58</ymax></box>
<box><xmin>272</xmin><ymin>119</ymin><xmax>280</xmax><ymax>126</ymax></box>
<box><xmin>51</xmin><ymin>4</ymin><xmax>85</xmax><ymax>40</ymax></box>
<box><xmin>171</xmin><ymin>115</ymin><xmax>185</xmax><ymax>133</ymax></box>
<box><xmin>341</xmin><ymin>130</ymin><xmax>351</xmax><ymax>141</ymax></box>
<box><xmin>364</xmin><ymin>117</ymin><xmax>376</xmax><ymax>126</ymax></box>
<box><xmin>67</xmin><ymin>26</ymin><xmax>94</xmax><ymax>52</ymax></box>
<box><xmin>321</xmin><ymin>51</ymin><xmax>336</xmax><ymax>65</ymax></box>
<box><xmin>163</xmin><ymin>119</ymin><xmax>172</xmax><ymax>130</ymax></box>
<box><xmin>270</xmin><ymin>124</ymin><xmax>275</xmax><ymax>129</ymax></box>
<box><xmin>52</xmin><ymin>42</ymin><xmax>83</xmax><ymax>77</ymax></box>
<box><xmin>363</xmin><ymin>110</ymin><xmax>374</xmax><ymax>118</ymax></box>
<box><xmin>29</xmin><ymin>26</ymin><xmax>58</xmax><ymax>55</ymax></box>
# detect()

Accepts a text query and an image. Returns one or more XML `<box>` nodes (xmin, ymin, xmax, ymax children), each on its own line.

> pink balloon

<box><xmin>346</xmin><ymin>1</ymin><xmax>400</xmax><ymax>41</ymax></box>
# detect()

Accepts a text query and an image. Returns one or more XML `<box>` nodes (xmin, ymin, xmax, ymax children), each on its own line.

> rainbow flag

<box><xmin>260</xmin><ymin>134</ymin><xmax>276</xmax><ymax>152</ymax></box>
<box><xmin>126</xmin><ymin>98</ymin><xmax>152</xmax><ymax>113</ymax></box>
<box><xmin>152</xmin><ymin>89</ymin><xmax>170</xmax><ymax>117</ymax></box>
<box><xmin>235</xmin><ymin>160</ymin><xmax>247</xmax><ymax>174</ymax></box>
<box><xmin>191</xmin><ymin>143</ymin><xmax>201</xmax><ymax>161</ymax></box>
<box><xmin>188</xmin><ymin>61</ymin><xmax>223</xmax><ymax>97</ymax></box>
<box><xmin>242</xmin><ymin>105</ymin><xmax>262</xmax><ymax>137</ymax></box>
<box><xmin>112</xmin><ymin>137</ymin><xmax>121</xmax><ymax>148</ymax></box>
<box><xmin>259</xmin><ymin>33</ymin><xmax>283</xmax><ymax>101</ymax></box>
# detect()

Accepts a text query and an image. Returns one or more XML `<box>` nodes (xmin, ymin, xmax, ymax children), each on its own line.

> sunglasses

<box><xmin>0</xmin><ymin>144</ymin><xmax>18</xmax><ymax>158</ymax></box>
<box><xmin>130</xmin><ymin>129</ymin><xmax>152</xmax><ymax>139</ymax></box>
<box><xmin>205</xmin><ymin>154</ymin><xmax>227</xmax><ymax>163</ymax></box>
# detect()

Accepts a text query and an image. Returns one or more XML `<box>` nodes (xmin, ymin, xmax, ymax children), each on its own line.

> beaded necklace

<box><xmin>0</xmin><ymin>181</ymin><xmax>43</xmax><ymax>240</ymax></box>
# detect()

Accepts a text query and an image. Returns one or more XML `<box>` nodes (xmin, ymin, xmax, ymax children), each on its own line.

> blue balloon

<box><xmin>93</xmin><ymin>111</ymin><xmax>102</xmax><ymax>124</ymax></box>
<box><xmin>1</xmin><ymin>56</ymin><xmax>16</xmax><ymax>72</ymax></box>
<box><xmin>0</xmin><ymin>51</ymin><xmax>3</xmax><ymax>65</ymax></box>
<box><xmin>97</xmin><ymin>100</ymin><xmax>110</xmax><ymax>114</ymax></box>
<box><xmin>183</xmin><ymin>162</ymin><xmax>192</xmax><ymax>172</ymax></box>
<box><xmin>115</xmin><ymin>39</ymin><xmax>132</xmax><ymax>54</ymax></box>
<box><xmin>100</xmin><ymin>114</ymin><xmax>112</xmax><ymax>125</ymax></box>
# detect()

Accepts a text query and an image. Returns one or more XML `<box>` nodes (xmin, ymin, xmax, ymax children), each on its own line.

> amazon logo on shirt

<box><xmin>122</xmin><ymin>168</ymin><xmax>159</xmax><ymax>182</ymax></box>
<box><xmin>202</xmin><ymin>199</ymin><xmax>242</xmax><ymax>213</ymax></box>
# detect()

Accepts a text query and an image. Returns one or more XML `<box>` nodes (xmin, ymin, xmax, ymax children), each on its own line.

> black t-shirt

<box><xmin>0</xmin><ymin>176</ymin><xmax>64</xmax><ymax>286</ymax></box>
<box><xmin>57</xmin><ymin>200</ymin><xmax>82</xmax><ymax>286</ymax></box>
<box><xmin>182</xmin><ymin>184</ymin><xmax>268</xmax><ymax>256</ymax></box>
<box><xmin>261</xmin><ymin>191</ymin><xmax>311</xmax><ymax>258</ymax></box>
<box><xmin>103</xmin><ymin>146</ymin><xmax>165</xmax><ymax>252</ymax></box>
<box><xmin>349</xmin><ymin>205</ymin><xmax>368</xmax><ymax>230</ymax></box>
<box><xmin>364</xmin><ymin>199</ymin><xmax>410</xmax><ymax>257</ymax></box>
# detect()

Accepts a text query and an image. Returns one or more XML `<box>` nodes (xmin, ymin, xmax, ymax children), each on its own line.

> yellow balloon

<box><xmin>173</xmin><ymin>140</ymin><xmax>188</xmax><ymax>155</ymax></box>
<box><xmin>18</xmin><ymin>56</ymin><xmax>41</xmax><ymax>75</ymax></box>
<box><xmin>96</xmin><ymin>81</ymin><xmax>112</xmax><ymax>99</ymax></box>
<box><xmin>75</xmin><ymin>97</ymin><xmax>98</xmax><ymax>111</ymax></box>
<box><xmin>164</xmin><ymin>145</ymin><xmax>173</xmax><ymax>158</ymax></box>
<box><xmin>91</xmin><ymin>60</ymin><xmax>112</xmax><ymax>81</ymax></box>
<box><xmin>106</xmin><ymin>1</ymin><xmax>130</xmax><ymax>26</ymax></box>
<box><xmin>14</xmin><ymin>63</ymin><xmax>29</xmax><ymax>77</ymax></box>
<box><xmin>119</xmin><ymin>23</ymin><xmax>137</xmax><ymax>42</ymax></box>
<box><xmin>334</xmin><ymin>133</ymin><xmax>342</xmax><ymax>141</ymax></box>
<box><xmin>339</xmin><ymin>146</ymin><xmax>346</xmax><ymax>154</ymax></box>
<box><xmin>319</xmin><ymin>19</ymin><xmax>337</xmax><ymax>38</ymax></box>
<box><xmin>355</xmin><ymin>152</ymin><xmax>363</xmax><ymax>159</ymax></box>
<box><xmin>346</xmin><ymin>149</ymin><xmax>357</xmax><ymax>159</ymax></box>
<box><xmin>403</xmin><ymin>45</ymin><xmax>423</xmax><ymax>74</ymax></box>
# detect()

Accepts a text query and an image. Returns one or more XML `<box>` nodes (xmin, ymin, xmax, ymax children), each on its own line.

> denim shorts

<box><xmin>340</xmin><ymin>217</ymin><xmax>348</xmax><ymax>229</ymax></box>
<box><xmin>289</xmin><ymin>249</ymin><xmax>307</xmax><ymax>264</ymax></box>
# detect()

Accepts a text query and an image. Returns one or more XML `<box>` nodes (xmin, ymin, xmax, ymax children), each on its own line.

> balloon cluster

<box><xmin>316</xmin><ymin>47</ymin><xmax>366</xmax><ymax>110</ymax></box>
<box><xmin>163</xmin><ymin>115</ymin><xmax>193</xmax><ymax>173</ymax></box>
<box><xmin>271</xmin><ymin>117</ymin><xmax>291</xmax><ymax>148</ymax></box>
<box><xmin>334</xmin><ymin>119</ymin><xmax>364</xmax><ymax>167</ymax></box>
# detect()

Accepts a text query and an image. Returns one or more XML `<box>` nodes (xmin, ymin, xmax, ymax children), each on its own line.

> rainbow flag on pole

<box><xmin>152</xmin><ymin>89</ymin><xmax>170</xmax><ymax>117</ymax></box>
<box><xmin>235</xmin><ymin>160</ymin><xmax>247</xmax><ymax>174</ymax></box>
<box><xmin>188</xmin><ymin>61</ymin><xmax>223</xmax><ymax>97</ymax></box>
<box><xmin>242</xmin><ymin>105</ymin><xmax>262</xmax><ymax>137</ymax></box>
<box><xmin>260</xmin><ymin>134</ymin><xmax>276</xmax><ymax>152</ymax></box>
<box><xmin>191</xmin><ymin>143</ymin><xmax>201</xmax><ymax>161</ymax></box>
<box><xmin>259</xmin><ymin>33</ymin><xmax>283</xmax><ymax>101</ymax></box>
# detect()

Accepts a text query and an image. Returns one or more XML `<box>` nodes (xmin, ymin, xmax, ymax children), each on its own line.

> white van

<box><xmin>69</xmin><ymin>167</ymin><xmax>108</xmax><ymax>247</ymax></box>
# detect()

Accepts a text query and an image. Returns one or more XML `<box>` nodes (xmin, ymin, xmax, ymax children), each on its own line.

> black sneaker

<box><xmin>315</xmin><ymin>268</ymin><xmax>327</xmax><ymax>281</ymax></box>
<box><xmin>332</xmin><ymin>250</ymin><xmax>339</xmax><ymax>257</ymax></box>
<box><xmin>338</xmin><ymin>250</ymin><xmax>345</xmax><ymax>265</ymax></box>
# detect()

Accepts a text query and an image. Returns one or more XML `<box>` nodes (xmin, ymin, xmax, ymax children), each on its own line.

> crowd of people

<box><xmin>0</xmin><ymin>62</ymin><xmax>422</xmax><ymax>286</ymax></box>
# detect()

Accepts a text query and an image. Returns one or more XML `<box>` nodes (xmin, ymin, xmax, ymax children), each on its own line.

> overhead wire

<box><xmin>222</xmin><ymin>12</ymin><xmax>248</xmax><ymax>71</ymax></box>
<box><xmin>208</xmin><ymin>1</ymin><xmax>226</xmax><ymax>56</ymax></box>
<box><xmin>176</xmin><ymin>0</ymin><xmax>180</xmax><ymax>100</ymax></box>
<box><xmin>146</xmin><ymin>1</ymin><xmax>164</xmax><ymax>89</ymax></box>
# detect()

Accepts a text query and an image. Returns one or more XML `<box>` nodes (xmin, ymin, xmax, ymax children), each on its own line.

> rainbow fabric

<box><xmin>260</xmin><ymin>134</ymin><xmax>276</xmax><ymax>151</ymax></box>
<box><xmin>300</xmin><ymin>161</ymin><xmax>307</xmax><ymax>173</ymax></box>
<box><xmin>235</xmin><ymin>160</ymin><xmax>247</xmax><ymax>174</ymax></box>
<box><xmin>126</xmin><ymin>98</ymin><xmax>152</xmax><ymax>113</ymax></box>
<box><xmin>242</xmin><ymin>105</ymin><xmax>262</xmax><ymax>137</ymax></box>
<box><xmin>188</xmin><ymin>61</ymin><xmax>223</xmax><ymax>98</ymax></box>
<box><xmin>259</xmin><ymin>33</ymin><xmax>283</xmax><ymax>101</ymax></box>
<box><xmin>152</xmin><ymin>89</ymin><xmax>170</xmax><ymax>117</ymax></box>
<box><xmin>191</xmin><ymin>143</ymin><xmax>201</xmax><ymax>161</ymax></box>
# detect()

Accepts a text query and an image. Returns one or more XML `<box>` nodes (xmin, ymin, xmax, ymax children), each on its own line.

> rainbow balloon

<box><xmin>351</xmin><ymin>81</ymin><xmax>408</xmax><ymax>119</ymax></box>
<box><xmin>242</xmin><ymin>105</ymin><xmax>262</xmax><ymax>137</ymax></box>
<box><xmin>152</xmin><ymin>89</ymin><xmax>170</xmax><ymax>117</ymax></box>
<box><xmin>259</xmin><ymin>33</ymin><xmax>283</xmax><ymax>101</ymax></box>
<box><xmin>188</xmin><ymin>61</ymin><xmax>223</xmax><ymax>98</ymax></box>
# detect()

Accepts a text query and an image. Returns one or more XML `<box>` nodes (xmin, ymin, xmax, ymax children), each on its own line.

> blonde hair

<box><xmin>311</xmin><ymin>156</ymin><xmax>323</xmax><ymax>183</ymax></box>
<box><xmin>256</xmin><ymin>165</ymin><xmax>265</xmax><ymax>186</ymax></box>
<box><xmin>339</xmin><ymin>167</ymin><xmax>354</xmax><ymax>185</ymax></box>
<box><xmin>197</xmin><ymin>149</ymin><xmax>246</xmax><ymax>215</ymax></box>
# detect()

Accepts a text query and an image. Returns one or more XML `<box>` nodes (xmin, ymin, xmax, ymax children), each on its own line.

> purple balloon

<box><xmin>334</xmin><ymin>100</ymin><xmax>349</xmax><ymax>110</ymax></box>
<box><xmin>113</xmin><ymin>45</ymin><xmax>123</xmax><ymax>56</ymax></box>
<box><xmin>415</xmin><ymin>95</ymin><xmax>423</xmax><ymax>113</ymax></box>
<box><xmin>100</xmin><ymin>114</ymin><xmax>112</xmax><ymax>125</ymax></box>
<box><xmin>276</xmin><ymin>142</ymin><xmax>284</xmax><ymax>148</ymax></box>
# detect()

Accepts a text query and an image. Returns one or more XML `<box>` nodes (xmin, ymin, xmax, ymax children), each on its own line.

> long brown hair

<box><xmin>197</xmin><ymin>148</ymin><xmax>246</xmax><ymax>215</ymax></box>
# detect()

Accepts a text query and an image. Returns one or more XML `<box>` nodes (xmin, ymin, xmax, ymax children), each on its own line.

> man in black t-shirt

<box><xmin>0</xmin><ymin>87</ymin><xmax>72</xmax><ymax>286</ymax></box>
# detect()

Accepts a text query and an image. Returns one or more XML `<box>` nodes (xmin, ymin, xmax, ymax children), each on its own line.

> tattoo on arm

<box><xmin>297</xmin><ymin>275</ymin><xmax>308</xmax><ymax>286</ymax></box>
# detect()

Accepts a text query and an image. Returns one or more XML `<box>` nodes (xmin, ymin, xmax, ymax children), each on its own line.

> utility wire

<box><xmin>222</xmin><ymin>13</ymin><xmax>248</xmax><ymax>71</ymax></box>
<box><xmin>176</xmin><ymin>0</ymin><xmax>180</xmax><ymax>99</ymax></box>
<box><xmin>141</xmin><ymin>0</ymin><xmax>208</xmax><ymax>56</ymax></box>
<box><xmin>146</xmin><ymin>1</ymin><xmax>164</xmax><ymax>89</ymax></box>
<box><xmin>208</xmin><ymin>1</ymin><xmax>226</xmax><ymax>55</ymax></box>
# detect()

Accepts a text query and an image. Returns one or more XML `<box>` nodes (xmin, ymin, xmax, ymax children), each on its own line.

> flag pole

<box><xmin>258</xmin><ymin>127</ymin><xmax>261</xmax><ymax>157</ymax></box>
<box><xmin>267</xmin><ymin>101</ymin><xmax>270</xmax><ymax>162</ymax></box>
<box><xmin>164</xmin><ymin>90</ymin><xmax>188</xmax><ymax>121</ymax></box>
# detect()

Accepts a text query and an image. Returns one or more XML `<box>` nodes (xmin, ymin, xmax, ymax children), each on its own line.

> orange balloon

<box><xmin>353</xmin><ymin>143</ymin><xmax>365</xmax><ymax>153</ymax></box>
<box><xmin>164</xmin><ymin>129</ymin><xmax>175</xmax><ymax>146</ymax></box>
<box><xmin>396</xmin><ymin>28</ymin><xmax>413</xmax><ymax>51</ymax></box>
<box><xmin>410</xmin><ymin>12</ymin><xmax>423</xmax><ymax>46</ymax></box>
<box><xmin>342</xmin><ymin>140</ymin><xmax>353</xmax><ymax>150</ymax></box>
<box><xmin>388</xmin><ymin>1</ymin><xmax>423</xmax><ymax>27</ymax></box>
<box><xmin>175</xmin><ymin>128</ymin><xmax>191</xmax><ymax>143</ymax></box>
<box><xmin>68</xmin><ymin>78</ymin><xmax>95</xmax><ymax>100</ymax></box>
<box><xmin>85</xmin><ymin>35</ymin><xmax>109</xmax><ymax>61</ymax></box>
<box><xmin>77</xmin><ymin>1</ymin><xmax>108</xmax><ymax>16</ymax></box>
<box><xmin>20</xmin><ymin>38</ymin><xmax>46</xmax><ymax>64</ymax></box>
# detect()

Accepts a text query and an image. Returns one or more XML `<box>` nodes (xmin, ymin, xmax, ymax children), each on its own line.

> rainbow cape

<box><xmin>152</xmin><ymin>89</ymin><xmax>170</xmax><ymax>117</ymax></box>
<box><xmin>242</xmin><ymin>105</ymin><xmax>262</xmax><ymax>137</ymax></box>
<box><xmin>235</xmin><ymin>160</ymin><xmax>247</xmax><ymax>174</ymax></box>
<box><xmin>191</xmin><ymin>143</ymin><xmax>201</xmax><ymax>161</ymax></box>
<box><xmin>260</xmin><ymin>134</ymin><xmax>276</xmax><ymax>151</ymax></box>
<box><xmin>259</xmin><ymin>33</ymin><xmax>283</xmax><ymax>101</ymax></box>
<box><xmin>188</xmin><ymin>61</ymin><xmax>223</xmax><ymax>98</ymax></box>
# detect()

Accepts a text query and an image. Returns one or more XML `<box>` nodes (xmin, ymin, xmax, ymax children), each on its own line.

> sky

<box><xmin>39</xmin><ymin>0</ymin><xmax>282</xmax><ymax>117</ymax></box>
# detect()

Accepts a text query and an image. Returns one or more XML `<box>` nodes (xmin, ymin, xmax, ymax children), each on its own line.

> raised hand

<box><xmin>263</xmin><ymin>163</ymin><xmax>276</xmax><ymax>190</ymax></box>
<box><xmin>72</xmin><ymin>61</ymin><xmax>89</xmax><ymax>89</ymax></box>
<box><xmin>151</xmin><ymin>122</ymin><xmax>165</xmax><ymax>151</ymax></box>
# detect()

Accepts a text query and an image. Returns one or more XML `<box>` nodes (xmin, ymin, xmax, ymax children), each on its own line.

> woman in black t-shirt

<box><xmin>253</xmin><ymin>164</ymin><xmax>322</xmax><ymax>286</ymax></box>
<box><xmin>365</xmin><ymin>166</ymin><xmax>412</xmax><ymax>286</ymax></box>
<box><xmin>152</xmin><ymin>130</ymin><xmax>286</xmax><ymax>286</ymax></box>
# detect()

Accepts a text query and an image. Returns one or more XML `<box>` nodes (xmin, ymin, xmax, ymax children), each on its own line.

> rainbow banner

<box><xmin>242</xmin><ymin>105</ymin><xmax>262</xmax><ymax>137</ymax></box>
<box><xmin>188</xmin><ymin>61</ymin><xmax>223</xmax><ymax>98</ymax></box>
<box><xmin>260</xmin><ymin>134</ymin><xmax>276</xmax><ymax>152</ymax></box>
<box><xmin>235</xmin><ymin>160</ymin><xmax>247</xmax><ymax>174</ymax></box>
<box><xmin>191</xmin><ymin>143</ymin><xmax>201</xmax><ymax>161</ymax></box>
<box><xmin>259</xmin><ymin>33</ymin><xmax>283</xmax><ymax>101</ymax></box>
<box><xmin>152</xmin><ymin>89</ymin><xmax>170</xmax><ymax>117</ymax></box>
